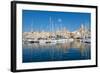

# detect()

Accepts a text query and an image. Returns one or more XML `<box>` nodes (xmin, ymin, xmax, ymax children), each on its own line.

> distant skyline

<box><xmin>22</xmin><ymin>10</ymin><xmax>91</xmax><ymax>32</ymax></box>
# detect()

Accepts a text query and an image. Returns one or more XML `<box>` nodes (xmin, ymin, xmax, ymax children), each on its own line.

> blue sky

<box><xmin>22</xmin><ymin>10</ymin><xmax>91</xmax><ymax>32</ymax></box>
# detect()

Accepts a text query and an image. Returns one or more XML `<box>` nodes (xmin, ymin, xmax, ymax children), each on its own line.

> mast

<box><xmin>31</xmin><ymin>21</ymin><xmax>33</xmax><ymax>32</ymax></box>
<box><xmin>58</xmin><ymin>18</ymin><xmax>62</xmax><ymax>38</ymax></box>
<box><xmin>50</xmin><ymin>17</ymin><xmax>52</xmax><ymax>32</ymax></box>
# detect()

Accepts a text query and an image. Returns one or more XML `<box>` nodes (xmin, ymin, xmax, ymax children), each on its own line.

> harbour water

<box><xmin>22</xmin><ymin>40</ymin><xmax>91</xmax><ymax>63</ymax></box>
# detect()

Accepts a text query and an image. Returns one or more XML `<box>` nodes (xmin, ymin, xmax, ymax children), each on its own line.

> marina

<box><xmin>22</xmin><ymin>10</ymin><xmax>91</xmax><ymax>63</ymax></box>
<box><xmin>22</xmin><ymin>21</ymin><xmax>91</xmax><ymax>63</ymax></box>
<box><xmin>23</xmin><ymin>17</ymin><xmax>91</xmax><ymax>44</ymax></box>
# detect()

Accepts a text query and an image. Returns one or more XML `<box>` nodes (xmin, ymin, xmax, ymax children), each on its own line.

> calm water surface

<box><xmin>22</xmin><ymin>41</ymin><xmax>91</xmax><ymax>63</ymax></box>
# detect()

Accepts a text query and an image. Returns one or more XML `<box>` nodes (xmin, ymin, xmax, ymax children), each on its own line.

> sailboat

<box><xmin>80</xmin><ymin>24</ymin><xmax>91</xmax><ymax>43</ymax></box>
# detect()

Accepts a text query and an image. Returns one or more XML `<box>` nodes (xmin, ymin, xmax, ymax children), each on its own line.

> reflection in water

<box><xmin>22</xmin><ymin>40</ymin><xmax>91</xmax><ymax>63</ymax></box>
